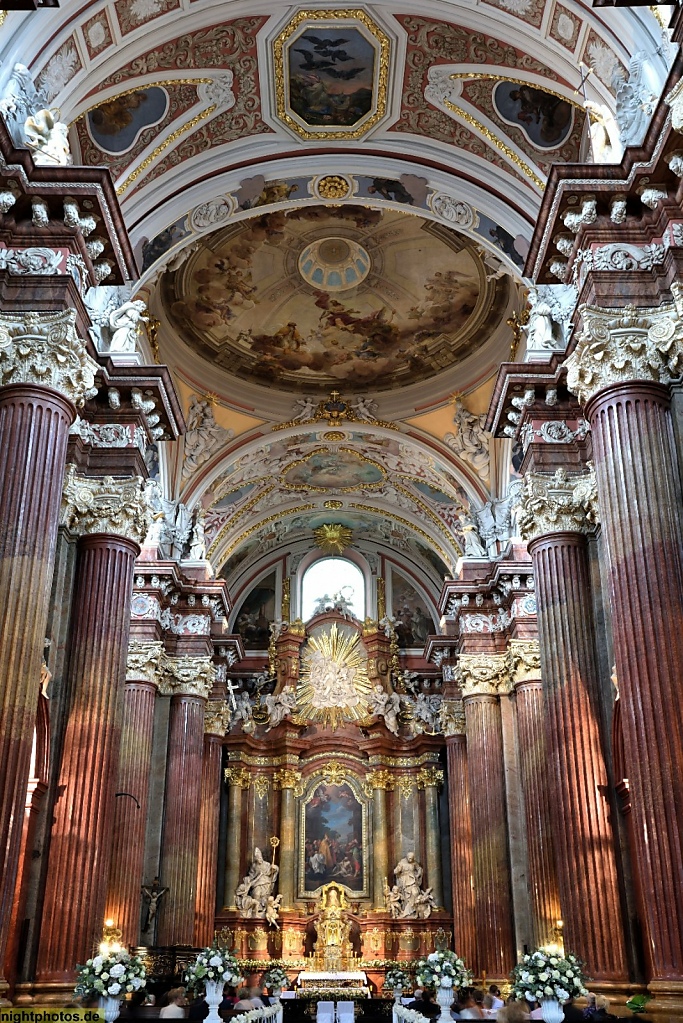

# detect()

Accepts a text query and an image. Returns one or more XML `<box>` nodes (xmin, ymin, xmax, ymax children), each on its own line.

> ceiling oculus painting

<box><xmin>168</xmin><ymin>206</ymin><xmax>508</xmax><ymax>393</ymax></box>
<box><xmin>273</xmin><ymin>9</ymin><xmax>390</xmax><ymax>140</ymax></box>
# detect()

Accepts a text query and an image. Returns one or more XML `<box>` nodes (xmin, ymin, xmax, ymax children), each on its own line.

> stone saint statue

<box><xmin>24</xmin><ymin>108</ymin><xmax>72</xmax><ymax>166</ymax></box>
<box><xmin>368</xmin><ymin>683</ymin><xmax>401</xmax><ymax>736</ymax></box>
<box><xmin>384</xmin><ymin>852</ymin><xmax>435</xmax><ymax>920</ymax></box>
<box><xmin>109</xmin><ymin>300</ymin><xmax>148</xmax><ymax>353</ymax></box>
<box><xmin>235</xmin><ymin>847</ymin><xmax>279</xmax><ymax>918</ymax></box>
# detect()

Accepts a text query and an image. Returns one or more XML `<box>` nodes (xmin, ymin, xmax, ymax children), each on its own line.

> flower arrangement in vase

<box><xmin>511</xmin><ymin>949</ymin><xmax>588</xmax><ymax>1023</ymax></box>
<box><xmin>75</xmin><ymin>950</ymin><xmax>147</xmax><ymax>1023</ymax></box>
<box><xmin>261</xmin><ymin>965</ymin><xmax>289</xmax><ymax>996</ymax></box>
<box><xmin>383</xmin><ymin>968</ymin><xmax>412</xmax><ymax>1001</ymax></box>
<box><xmin>185</xmin><ymin>942</ymin><xmax>243</xmax><ymax>1023</ymax></box>
<box><xmin>415</xmin><ymin>951</ymin><xmax>473</xmax><ymax>1021</ymax></box>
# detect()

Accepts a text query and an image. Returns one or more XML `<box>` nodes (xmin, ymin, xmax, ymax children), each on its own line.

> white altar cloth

<box><xmin>298</xmin><ymin>972</ymin><xmax>368</xmax><ymax>982</ymax></box>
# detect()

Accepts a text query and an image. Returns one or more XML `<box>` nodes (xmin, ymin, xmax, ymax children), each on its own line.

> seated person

<box><xmin>160</xmin><ymin>988</ymin><xmax>187</xmax><ymax>1019</ymax></box>
<box><xmin>407</xmin><ymin>989</ymin><xmax>442</xmax><ymax>1018</ymax></box>
<box><xmin>234</xmin><ymin>989</ymin><xmax>255</xmax><ymax>1012</ymax></box>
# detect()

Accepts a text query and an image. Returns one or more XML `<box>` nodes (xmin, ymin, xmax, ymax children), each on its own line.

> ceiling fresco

<box><xmin>166</xmin><ymin>205</ymin><xmax>509</xmax><ymax>393</ymax></box>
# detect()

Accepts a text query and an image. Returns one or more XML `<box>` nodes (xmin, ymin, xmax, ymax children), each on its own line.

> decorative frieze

<box><xmin>518</xmin><ymin>467</ymin><xmax>598</xmax><ymax>540</ymax></box>
<box><xmin>125</xmin><ymin>640</ymin><xmax>164</xmax><ymax>684</ymax></box>
<box><xmin>158</xmin><ymin>655</ymin><xmax>215</xmax><ymax>700</ymax></box>
<box><xmin>565</xmin><ymin>294</ymin><xmax>683</xmax><ymax>406</ymax></box>
<box><xmin>61</xmin><ymin>464</ymin><xmax>152</xmax><ymax>542</ymax></box>
<box><xmin>204</xmin><ymin>703</ymin><xmax>232</xmax><ymax>737</ymax></box>
<box><xmin>508</xmin><ymin>639</ymin><xmax>542</xmax><ymax>684</ymax></box>
<box><xmin>0</xmin><ymin>308</ymin><xmax>98</xmax><ymax>407</ymax></box>
<box><xmin>459</xmin><ymin>653</ymin><xmax>510</xmax><ymax>697</ymax></box>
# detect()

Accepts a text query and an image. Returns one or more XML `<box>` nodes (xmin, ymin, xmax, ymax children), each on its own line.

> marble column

<box><xmin>0</xmin><ymin>311</ymin><xmax>97</xmax><ymax>990</ymax></box>
<box><xmin>417</xmin><ymin>766</ymin><xmax>445</xmax><ymax>911</ymax></box>
<box><xmin>105</xmin><ymin>642</ymin><xmax>164</xmax><ymax>946</ymax></box>
<box><xmin>460</xmin><ymin>655</ymin><xmax>515</xmax><ymax>979</ymax></box>
<box><xmin>36</xmin><ymin>472</ymin><xmax>149</xmax><ymax>990</ymax></box>
<box><xmin>509</xmin><ymin>639</ymin><xmax>562</xmax><ymax>949</ymax></box>
<box><xmin>157</xmin><ymin>656</ymin><xmax>215</xmax><ymax>947</ymax></box>
<box><xmin>444</xmin><ymin>714</ymin><xmax>477</xmax><ymax>973</ymax></box>
<box><xmin>224</xmin><ymin>767</ymin><xmax>250</xmax><ymax>910</ymax></box>
<box><xmin>367</xmin><ymin>769</ymin><xmax>393</xmax><ymax>910</ymax></box>
<box><xmin>519</xmin><ymin>469</ymin><xmax>628</xmax><ymax>980</ymax></box>
<box><xmin>274</xmin><ymin>769</ymin><xmax>302</xmax><ymax>911</ymax></box>
<box><xmin>566</xmin><ymin>302</ymin><xmax>683</xmax><ymax>985</ymax></box>
<box><xmin>195</xmin><ymin>705</ymin><xmax>230</xmax><ymax>947</ymax></box>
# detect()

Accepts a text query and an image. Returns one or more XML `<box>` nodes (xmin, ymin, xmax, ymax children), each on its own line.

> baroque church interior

<box><xmin>1</xmin><ymin>0</ymin><xmax>683</xmax><ymax>1020</ymax></box>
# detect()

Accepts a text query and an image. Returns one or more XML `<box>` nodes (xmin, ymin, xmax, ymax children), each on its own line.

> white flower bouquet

<box><xmin>261</xmin><ymin>966</ymin><xmax>289</xmax><ymax>991</ymax></box>
<box><xmin>383</xmin><ymin>968</ymin><xmax>412</xmax><ymax>991</ymax></box>
<box><xmin>185</xmin><ymin>942</ymin><xmax>243</xmax><ymax>990</ymax></box>
<box><xmin>415</xmin><ymin>951</ymin><xmax>472</xmax><ymax>991</ymax></box>
<box><xmin>75</xmin><ymin>949</ymin><xmax>147</xmax><ymax>999</ymax></box>
<box><xmin>511</xmin><ymin>949</ymin><xmax>588</xmax><ymax>1004</ymax></box>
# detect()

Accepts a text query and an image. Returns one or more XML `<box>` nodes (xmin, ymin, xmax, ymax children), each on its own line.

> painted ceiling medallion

<box><xmin>314</xmin><ymin>522</ymin><xmax>354</xmax><ymax>554</ymax></box>
<box><xmin>273</xmin><ymin>9</ymin><xmax>390</xmax><ymax>140</ymax></box>
<box><xmin>282</xmin><ymin>447</ymin><xmax>385</xmax><ymax>492</ymax></box>
<box><xmin>296</xmin><ymin>623</ymin><xmax>371</xmax><ymax>729</ymax></box>
<box><xmin>298</xmin><ymin>236</ymin><xmax>371</xmax><ymax>292</ymax></box>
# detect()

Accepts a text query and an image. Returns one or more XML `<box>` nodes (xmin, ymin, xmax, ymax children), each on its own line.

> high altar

<box><xmin>215</xmin><ymin>607</ymin><xmax>452</xmax><ymax>990</ymax></box>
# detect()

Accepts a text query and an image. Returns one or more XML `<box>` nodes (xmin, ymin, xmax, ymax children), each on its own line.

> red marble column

<box><xmin>157</xmin><ymin>685</ymin><xmax>207</xmax><ymax>946</ymax></box>
<box><xmin>528</xmin><ymin>530</ymin><xmax>628</xmax><ymax>979</ymax></box>
<box><xmin>586</xmin><ymin>380</ymin><xmax>683</xmax><ymax>982</ymax></box>
<box><xmin>35</xmin><ymin>532</ymin><xmax>139</xmax><ymax>990</ymax></box>
<box><xmin>445</xmin><ymin>734</ymin><xmax>477</xmax><ymax>973</ymax></box>
<box><xmin>461</xmin><ymin>667</ymin><xmax>515</xmax><ymax>979</ymax></box>
<box><xmin>105</xmin><ymin>661</ymin><xmax>159</xmax><ymax>946</ymax></box>
<box><xmin>195</xmin><ymin>728</ymin><xmax>224</xmax><ymax>947</ymax></box>
<box><xmin>514</xmin><ymin>670</ymin><xmax>562</xmax><ymax>949</ymax></box>
<box><xmin>0</xmin><ymin>384</ymin><xmax>75</xmax><ymax>988</ymax></box>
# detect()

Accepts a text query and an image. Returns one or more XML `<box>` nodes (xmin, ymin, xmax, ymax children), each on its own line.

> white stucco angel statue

<box><xmin>264</xmin><ymin>687</ymin><xmax>297</xmax><ymax>731</ymax></box>
<box><xmin>109</xmin><ymin>300</ymin><xmax>148</xmax><ymax>353</ymax></box>
<box><xmin>367</xmin><ymin>683</ymin><xmax>401</xmax><ymax>736</ymax></box>
<box><xmin>24</xmin><ymin>108</ymin><xmax>72</xmax><ymax>166</ymax></box>
<box><xmin>233</xmin><ymin>691</ymin><xmax>255</xmax><ymax>734</ymax></box>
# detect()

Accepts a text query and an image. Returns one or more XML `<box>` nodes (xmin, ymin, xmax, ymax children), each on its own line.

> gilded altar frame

<box><xmin>298</xmin><ymin>766</ymin><xmax>370</xmax><ymax>901</ymax></box>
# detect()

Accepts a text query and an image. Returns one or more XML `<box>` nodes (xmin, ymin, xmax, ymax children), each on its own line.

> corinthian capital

<box><xmin>366</xmin><ymin>768</ymin><xmax>394</xmax><ymax>791</ymax></box>
<box><xmin>565</xmin><ymin>297</ymin><xmax>683</xmax><ymax>406</ymax></box>
<box><xmin>273</xmin><ymin>768</ymin><xmax>303</xmax><ymax>790</ymax></box>
<box><xmin>459</xmin><ymin>653</ymin><xmax>510</xmax><ymax>697</ymax></box>
<box><xmin>417</xmin><ymin>766</ymin><xmax>444</xmax><ymax>789</ymax></box>
<box><xmin>61</xmin><ymin>464</ymin><xmax>153</xmax><ymax>542</ymax></box>
<box><xmin>204</xmin><ymin>702</ymin><xmax>232</xmax><ymax>736</ymax></box>
<box><xmin>0</xmin><ymin>308</ymin><xmax>99</xmax><ymax>407</ymax></box>
<box><xmin>518</xmin><ymin>466</ymin><xmax>598</xmax><ymax>540</ymax></box>
<box><xmin>508</xmin><ymin>639</ymin><xmax>542</xmax><ymax>684</ymax></box>
<box><xmin>126</xmin><ymin>640</ymin><xmax>164</xmax><ymax>684</ymax></box>
<box><xmin>158</xmin><ymin>654</ymin><xmax>215</xmax><ymax>699</ymax></box>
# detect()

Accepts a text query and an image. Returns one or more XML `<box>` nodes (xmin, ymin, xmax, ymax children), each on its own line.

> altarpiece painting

<box><xmin>300</xmin><ymin>777</ymin><xmax>368</xmax><ymax>898</ymax></box>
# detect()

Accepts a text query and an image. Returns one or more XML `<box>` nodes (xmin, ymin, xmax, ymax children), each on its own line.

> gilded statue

<box><xmin>312</xmin><ymin>882</ymin><xmax>355</xmax><ymax>970</ymax></box>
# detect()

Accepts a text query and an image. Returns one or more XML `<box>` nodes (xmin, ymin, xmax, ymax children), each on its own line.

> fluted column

<box><xmin>274</xmin><ymin>769</ymin><xmax>302</xmax><ymax>911</ymax></box>
<box><xmin>566</xmin><ymin>301</ymin><xmax>683</xmax><ymax>984</ymax></box>
<box><xmin>461</xmin><ymin>655</ymin><xmax>515</xmax><ymax>979</ymax></box>
<box><xmin>105</xmin><ymin>642</ymin><xmax>164</xmax><ymax>945</ymax></box>
<box><xmin>224</xmin><ymin>767</ymin><xmax>250</xmax><ymax>910</ymax></box>
<box><xmin>0</xmin><ymin>311</ymin><xmax>97</xmax><ymax>987</ymax></box>
<box><xmin>509</xmin><ymin>640</ymin><xmax>562</xmax><ymax>949</ymax></box>
<box><xmin>36</xmin><ymin>471</ymin><xmax>150</xmax><ymax>990</ymax></box>
<box><xmin>417</xmin><ymin>766</ymin><xmax>444</xmax><ymax>911</ymax></box>
<box><xmin>519</xmin><ymin>469</ymin><xmax>628</xmax><ymax>980</ymax></box>
<box><xmin>444</xmin><ymin>708</ymin><xmax>477</xmax><ymax>972</ymax></box>
<box><xmin>195</xmin><ymin>705</ymin><xmax>230</xmax><ymax>947</ymax></box>
<box><xmin>156</xmin><ymin>656</ymin><xmax>215</xmax><ymax>947</ymax></box>
<box><xmin>367</xmin><ymin>770</ymin><xmax>393</xmax><ymax>910</ymax></box>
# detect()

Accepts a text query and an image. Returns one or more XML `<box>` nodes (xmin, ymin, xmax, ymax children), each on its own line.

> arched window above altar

<box><xmin>301</xmin><ymin>557</ymin><xmax>365</xmax><ymax>621</ymax></box>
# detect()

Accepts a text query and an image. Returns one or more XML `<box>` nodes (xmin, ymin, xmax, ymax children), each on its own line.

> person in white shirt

<box><xmin>159</xmin><ymin>988</ymin><xmax>187</xmax><ymax>1018</ymax></box>
<box><xmin>488</xmin><ymin>987</ymin><xmax>504</xmax><ymax>1012</ymax></box>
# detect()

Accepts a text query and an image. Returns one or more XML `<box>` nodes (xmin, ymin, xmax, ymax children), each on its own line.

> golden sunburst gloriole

<box><xmin>314</xmin><ymin>522</ymin><xmax>353</xmax><ymax>554</ymax></box>
<box><xmin>296</xmin><ymin>623</ymin><xmax>371</xmax><ymax>730</ymax></box>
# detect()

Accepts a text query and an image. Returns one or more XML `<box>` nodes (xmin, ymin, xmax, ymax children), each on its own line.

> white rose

<box><xmin>566</xmin><ymin>971</ymin><xmax>573</xmax><ymax>978</ymax></box>
<box><xmin>102</xmin><ymin>973</ymin><xmax>110</xmax><ymax>981</ymax></box>
<box><xmin>544</xmin><ymin>987</ymin><xmax>554</xmax><ymax>997</ymax></box>
<box><xmin>93</xmin><ymin>956</ymin><xmax>104</xmax><ymax>969</ymax></box>
<box><xmin>132</xmin><ymin>978</ymin><xmax>142</xmax><ymax>990</ymax></box>
<box><xmin>108</xmin><ymin>983</ymin><xmax>121</xmax><ymax>996</ymax></box>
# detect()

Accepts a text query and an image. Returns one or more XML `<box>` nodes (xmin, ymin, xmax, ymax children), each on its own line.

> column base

<box><xmin>15</xmin><ymin>982</ymin><xmax>76</xmax><ymax>1005</ymax></box>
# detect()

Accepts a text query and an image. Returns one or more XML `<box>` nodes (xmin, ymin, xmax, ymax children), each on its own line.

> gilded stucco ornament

<box><xmin>126</xmin><ymin>640</ymin><xmax>165</xmax><ymax>684</ymax></box>
<box><xmin>508</xmin><ymin>639</ymin><xmax>541</xmax><ymax>684</ymax></box>
<box><xmin>158</xmin><ymin>654</ymin><xmax>215</xmax><ymax>699</ymax></box>
<box><xmin>459</xmin><ymin>653</ymin><xmax>510</xmax><ymax>697</ymax></box>
<box><xmin>0</xmin><ymin>308</ymin><xmax>99</xmax><ymax>407</ymax></box>
<box><xmin>204</xmin><ymin>702</ymin><xmax>233</xmax><ymax>736</ymax></box>
<box><xmin>61</xmin><ymin>464</ymin><xmax>154</xmax><ymax>542</ymax></box>
<box><xmin>665</xmin><ymin>76</ymin><xmax>683</xmax><ymax>132</ymax></box>
<box><xmin>565</xmin><ymin>294</ymin><xmax>683</xmax><ymax>406</ymax></box>
<box><xmin>439</xmin><ymin>699</ymin><xmax>466</xmax><ymax>736</ymax></box>
<box><xmin>517</xmin><ymin>466</ymin><xmax>598</xmax><ymax>541</ymax></box>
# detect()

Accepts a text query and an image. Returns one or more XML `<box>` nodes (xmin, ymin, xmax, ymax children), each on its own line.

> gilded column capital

<box><xmin>417</xmin><ymin>766</ymin><xmax>444</xmax><ymax>789</ymax></box>
<box><xmin>125</xmin><ymin>640</ymin><xmax>164</xmax><ymax>685</ymax></box>
<box><xmin>273</xmin><ymin>767</ymin><xmax>303</xmax><ymax>790</ymax></box>
<box><xmin>204</xmin><ymin>702</ymin><xmax>232</xmax><ymax>737</ymax></box>
<box><xmin>459</xmin><ymin>653</ymin><xmax>510</xmax><ymax>697</ymax></box>
<box><xmin>565</xmin><ymin>295</ymin><xmax>683</xmax><ymax>406</ymax></box>
<box><xmin>366</xmin><ymin>768</ymin><xmax>394</xmax><ymax>791</ymax></box>
<box><xmin>224</xmin><ymin>766</ymin><xmax>251</xmax><ymax>789</ymax></box>
<box><xmin>61</xmin><ymin>464</ymin><xmax>153</xmax><ymax>542</ymax></box>
<box><xmin>508</xmin><ymin>639</ymin><xmax>542</xmax><ymax>685</ymax></box>
<box><xmin>0</xmin><ymin>308</ymin><xmax>99</xmax><ymax>408</ymax></box>
<box><xmin>158</xmin><ymin>654</ymin><xmax>215</xmax><ymax>700</ymax></box>
<box><xmin>518</xmin><ymin>466</ymin><xmax>598</xmax><ymax>541</ymax></box>
<box><xmin>440</xmin><ymin>699</ymin><xmax>466</xmax><ymax>736</ymax></box>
